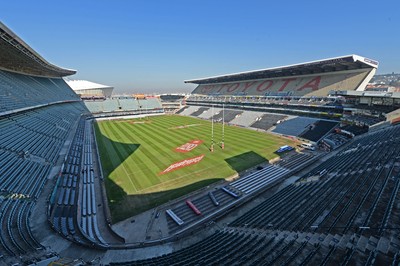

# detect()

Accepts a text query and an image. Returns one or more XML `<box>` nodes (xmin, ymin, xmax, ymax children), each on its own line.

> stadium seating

<box><xmin>275</xmin><ymin>152</ymin><xmax>315</xmax><ymax>170</ymax></box>
<box><xmin>175</xmin><ymin>106</ymin><xmax>189</xmax><ymax>114</ymax></box>
<box><xmin>189</xmin><ymin>107</ymin><xmax>209</xmax><ymax>117</ymax></box>
<box><xmin>0</xmin><ymin>64</ymin><xmax>90</xmax><ymax>264</ymax></box>
<box><xmin>272</xmin><ymin>117</ymin><xmax>319</xmax><ymax>136</ymax></box>
<box><xmin>0</xmin><ymin>103</ymin><xmax>85</xmax><ymax>163</ymax></box>
<box><xmin>298</xmin><ymin>120</ymin><xmax>338</xmax><ymax>142</ymax></box>
<box><xmin>321</xmin><ymin>132</ymin><xmax>350</xmax><ymax>150</ymax></box>
<box><xmin>187</xmin><ymin>95</ymin><xmax>344</xmax><ymax>110</ymax></box>
<box><xmin>113</xmin><ymin>125</ymin><xmax>400</xmax><ymax>265</ymax></box>
<box><xmin>166</xmin><ymin>153</ymin><xmax>317</xmax><ymax>234</ymax></box>
<box><xmin>138</xmin><ymin>98</ymin><xmax>162</xmax><ymax>110</ymax></box>
<box><xmin>340</xmin><ymin>124</ymin><xmax>368</xmax><ymax>135</ymax></box>
<box><xmin>178</xmin><ymin>105</ymin><xmax>198</xmax><ymax>116</ymax></box>
<box><xmin>83</xmin><ymin>100</ymin><xmax>105</xmax><ymax>113</ymax></box>
<box><xmin>211</xmin><ymin>109</ymin><xmax>242</xmax><ymax>123</ymax></box>
<box><xmin>0</xmin><ymin>69</ymin><xmax>80</xmax><ymax>113</ymax></box>
<box><xmin>83</xmin><ymin>98</ymin><xmax>162</xmax><ymax>114</ymax></box>
<box><xmin>81</xmin><ymin>121</ymin><xmax>107</xmax><ymax>245</ymax></box>
<box><xmin>232</xmin><ymin>125</ymin><xmax>400</xmax><ymax>234</ymax></box>
<box><xmin>119</xmin><ymin>99</ymin><xmax>139</xmax><ymax>110</ymax></box>
<box><xmin>250</xmin><ymin>113</ymin><xmax>287</xmax><ymax>131</ymax></box>
<box><xmin>229</xmin><ymin>164</ymin><xmax>289</xmax><ymax>194</ymax></box>
<box><xmin>0</xmin><ymin>150</ymin><xmax>51</xmax><ymax>197</ymax></box>
<box><xmin>230</xmin><ymin>110</ymin><xmax>264</xmax><ymax>127</ymax></box>
<box><xmin>166</xmin><ymin>189</ymin><xmax>234</xmax><ymax>234</ymax></box>
<box><xmin>114</xmin><ymin>227</ymin><xmax>399</xmax><ymax>265</ymax></box>
<box><xmin>48</xmin><ymin>119</ymin><xmax>108</xmax><ymax>248</ymax></box>
<box><xmin>0</xmin><ymin>199</ymin><xmax>43</xmax><ymax>257</ymax></box>
<box><xmin>198</xmin><ymin>107</ymin><xmax>222</xmax><ymax>119</ymax></box>
<box><xmin>184</xmin><ymin>95</ymin><xmax>345</xmax><ymax>123</ymax></box>
<box><xmin>102</xmin><ymin>99</ymin><xmax>119</xmax><ymax>112</ymax></box>
<box><xmin>343</xmin><ymin>114</ymin><xmax>385</xmax><ymax>126</ymax></box>
<box><xmin>0</xmin><ymin>102</ymin><xmax>84</xmax><ymax>260</ymax></box>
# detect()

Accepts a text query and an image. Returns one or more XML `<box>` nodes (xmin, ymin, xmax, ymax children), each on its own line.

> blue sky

<box><xmin>1</xmin><ymin>0</ymin><xmax>399</xmax><ymax>93</ymax></box>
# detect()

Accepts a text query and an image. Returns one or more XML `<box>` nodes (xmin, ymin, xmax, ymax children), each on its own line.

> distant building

<box><xmin>65</xmin><ymin>79</ymin><xmax>113</xmax><ymax>98</ymax></box>
<box><xmin>365</xmin><ymin>84</ymin><xmax>390</xmax><ymax>92</ymax></box>
<box><xmin>159</xmin><ymin>93</ymin><xmax>187</xmax><ymax>113</ymax></box>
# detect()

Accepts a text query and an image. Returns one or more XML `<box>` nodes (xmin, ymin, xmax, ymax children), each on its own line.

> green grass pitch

<box><xmin>94</xmin><ymin>115</ymin><xmax>298</xmax><ymax>222</ymax></box>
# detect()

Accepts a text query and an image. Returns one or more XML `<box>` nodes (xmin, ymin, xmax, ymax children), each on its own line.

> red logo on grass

<box><xmin>160</xmin><ymin>154</ymin><xmax>205</xmax><ymax>175</ymax></box>
<box><xmin>175</xmin><ymin>140</ymin><xmax>203</xmax><ymax>153</ymax></box>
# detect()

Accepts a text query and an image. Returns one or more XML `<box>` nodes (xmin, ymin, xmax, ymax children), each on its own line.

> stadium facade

<box><xmin>186</xmin><ymin>55</ymin><xmax>378</xmax><ymax>97</ymax></box>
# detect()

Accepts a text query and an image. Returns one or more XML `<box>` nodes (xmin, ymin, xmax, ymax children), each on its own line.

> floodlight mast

<box><xmin>146</xmin><ymin>97</ymin><xmax>149</xmax><ymax>120</ymax></box>
<box><xmin>221</xmin><ymin>102</ymin><xmax>225</xmax><ymax>150</ymax></box>
<box><xmin>211</xmin><ymin>103</ymin><xmax>214</xmax><ymax>152</ymax></box>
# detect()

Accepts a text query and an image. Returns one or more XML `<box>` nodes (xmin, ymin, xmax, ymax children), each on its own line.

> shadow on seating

<box><xmin>225</xmin><ymin>151</ymin><xmax>267</xmax><ymax>173</ymax></box>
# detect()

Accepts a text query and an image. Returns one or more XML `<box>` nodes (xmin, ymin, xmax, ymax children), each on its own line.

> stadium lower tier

<box><xmin>180</xmin><ymin>105</ymin><xmax>340</xmax><ymax>142</ymax></box>
<box><xmin>0</xmin><ymin>102</ymin><xmax>85</xmax><ymax>262</ymax></box>
<box><xmin>48</xmin><ymin>117</ymin><xmax>118</xmax><ymax>249</ymax></box>
<box><xmin>112</xmin><ymin>229</ymin><xmax>399</xmax><ymax>266</ymax></box>
<box><xmin>83</xmin><ymin>98</ymin><xmax>162</xmax><ymax>114</ymax></box>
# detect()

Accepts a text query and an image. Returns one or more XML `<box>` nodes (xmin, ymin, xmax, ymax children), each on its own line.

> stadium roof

<box><xmin>185</xmin><ymin>55</ymin><xmax>379</xmax><ymax>85</ymax></box>
<box><xmin>65</xmin><ymin>79</ymin><xmax>113</xmax><ymax>91</ymax></box>
<box><xmin>0</xmin><ymin>21</ymin><xmax>76</xmax><ymax>77</ymax></box>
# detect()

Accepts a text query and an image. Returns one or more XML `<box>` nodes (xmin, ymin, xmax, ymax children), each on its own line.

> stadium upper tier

<box><xmin>0</xmin><ymin>22</ymin><xmax>76</xmax><ymax>77</ymax></box>
<box><xmin>186</xmin><ymin>55</ymin><xmax>378</xmax><ymax>97</ymax></box>
<box><xmin>0</xmin><ymin>69</ymin><xmax>80</xmax><ymax>114</ymax></box>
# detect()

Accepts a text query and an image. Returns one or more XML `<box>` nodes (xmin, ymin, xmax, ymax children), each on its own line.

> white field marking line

<box><xmin>135</xmin><ymin>160</ymin><xmax>229</xmax><ymax>193</ymax></box>
<box><xmin>122</xmin><ymin>155</ymin><xmax>214</xmax><ymax>177</ymax></box>
<box><xmin>118</xmin><ymin>124</ymin><xmax>174</xmax><ymax>166</ymax></box>
<box><xmin>121</xmin><ymin>141</ymin><xmax>270</xmax><ymax>177</ymax></box>
<box><xmin>119</xmin><ymin>138</ymin><xmax>270</xmax><ymax>172</ymax></box>
<box><xmin>112</xmin><ymin>149</ymin><xmax>164</xmax><ymax>187</ymax></box>
<box><xmin>120</xmin><ymin>162</ymin><xmax>139</xmax><ymax>193</ymax></box>
<box><xmin>122</xmin><ymin>147</ymin><xmax>262</xmax><ymax>175</ymax></box>
<box><xmin>168</xmin><ymin>124</ymin><xmax>203</xmax><ymax>130</ymax></box>
<box><xmin>105</xmin><ymin>125</ymin><xmax>139</xmax><ymax>193</ymax></box>
<box><xmin>107</xmin><ymin>125</ymin><xmax>170</xmax><ymax>189</ymax></box>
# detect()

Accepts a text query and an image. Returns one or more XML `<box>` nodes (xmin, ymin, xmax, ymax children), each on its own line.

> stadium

<box><xmin>1</xmin><ymin>19</ymin><xmax>400</xmax><ymax>266</ymax></box>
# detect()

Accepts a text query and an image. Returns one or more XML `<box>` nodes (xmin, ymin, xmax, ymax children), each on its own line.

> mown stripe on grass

<box><xmin>114</xmin><ymin>122</ymin><xmax>166</xmax><ymax>188</ymax></box>
<box><xmin>119</xmin><ymin>120</ymin><xmax>213</xmax><ymax>188</ymax></box>
<box><xmin>101</xmin><ymin>122</ymin><xmax>141</xmax><ymax>192</ymax></box>
<box><xmin>95</xmin><ymin>115</ymin><xmax>299</xmax><ymax>222</ymax></box>
<box><xmin>110</xmin><ymin>122</ymin><xmax>161</xmax><ymax>191</ymax></box>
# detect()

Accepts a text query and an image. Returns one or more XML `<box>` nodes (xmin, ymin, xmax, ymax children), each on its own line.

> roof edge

<box><xmin>184</xmin><ymin>54</ymin><xmax>378</xmax><ymax>84</ymax></box>
<box><xmin>0</xmin><ymin>21</ymin><xmax>76</xmax><ymax>77</ymax></box>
